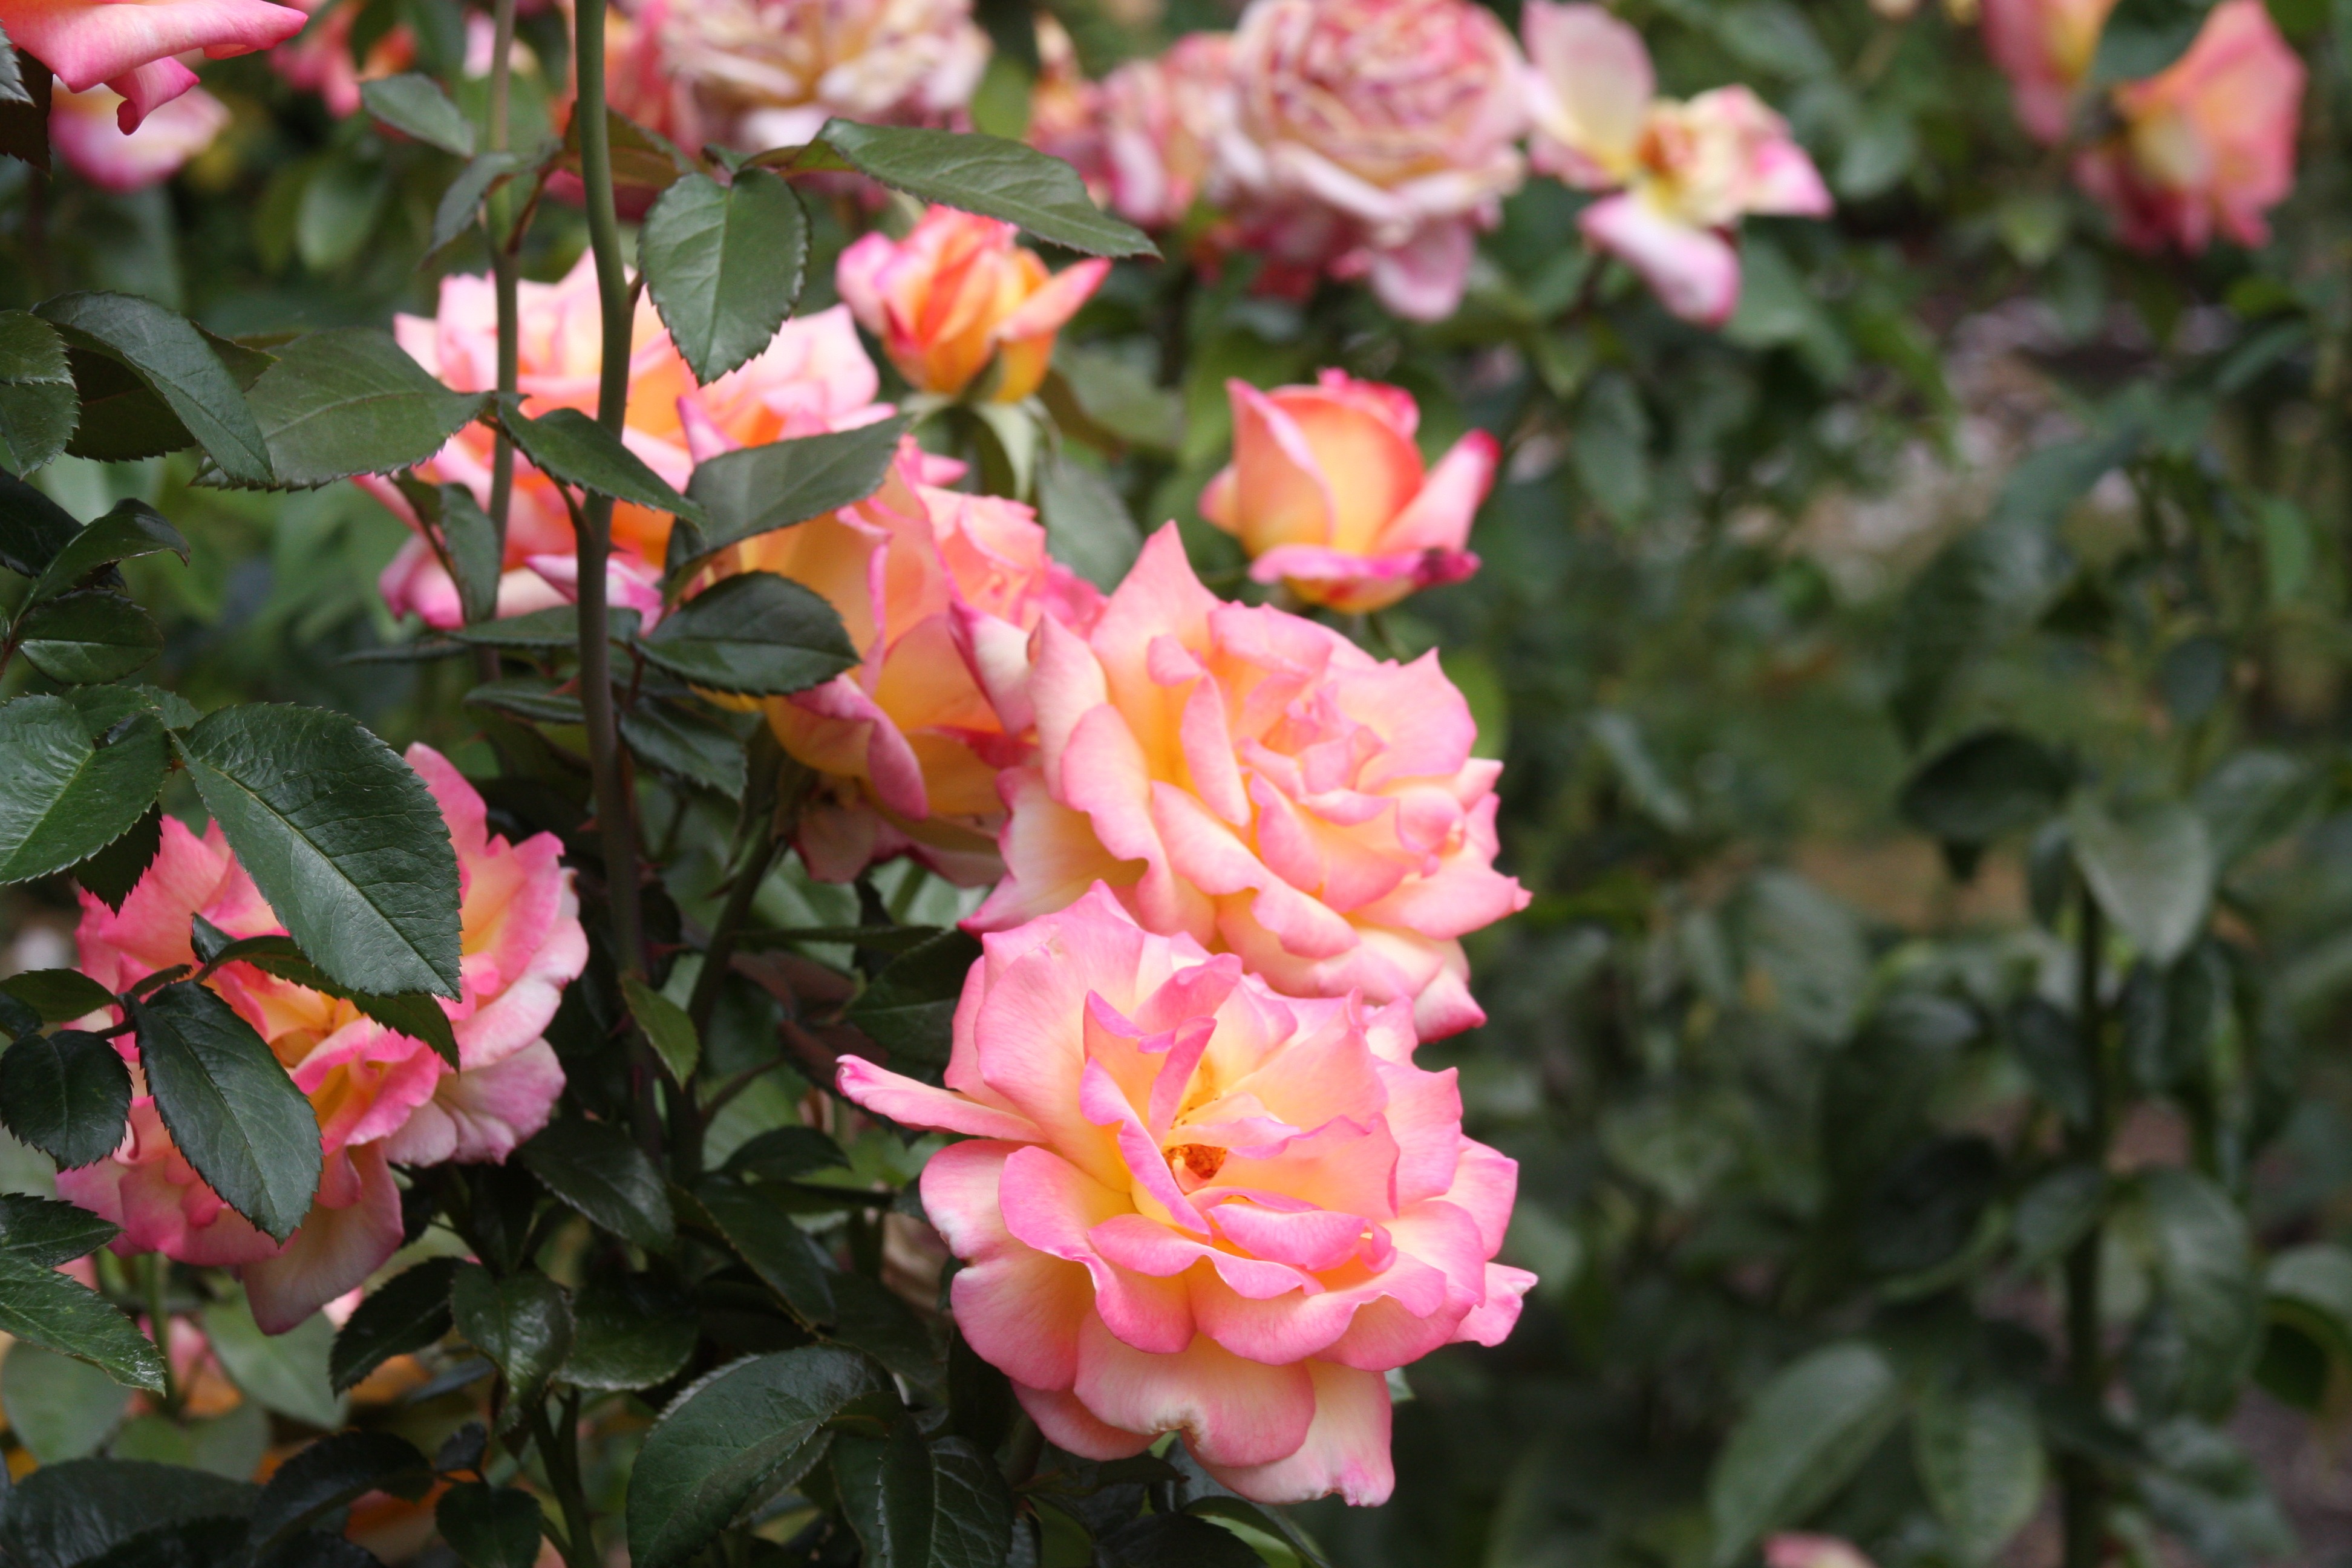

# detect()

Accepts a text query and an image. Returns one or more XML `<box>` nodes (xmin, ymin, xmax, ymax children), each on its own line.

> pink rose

<box><xmin>49</xmin><ymin>79</ymin><xmax>227</xmax><ymax>190</ymax></box>
<box><xmin>0</xmin><ymin>0</ymin><xmax>304</xmax><ymax>131</ymax></box>
<box><xmin>1031</xmin><ymin>28</ymin><xmax>1235</xmax><ymax>233</ymax></box>
<box><xmin>1523</xmin><ymin>1</ymin><xmax>1831</xmax><ymax>327</ymax></box>
<box><xmin>971</xmin><ymin>526</ymin><xmax>1526</xmax><ymax>1040</ymax></box>
<box><xmin>652</xmin><ymin>0</ymin><xmax>987</xmax><ymax>150</ymax></box>
<box><xmin>1767</xmin><ymin>1537</ymin><xmax>1879</xmax><ymax>1568</ymax></box>
<box><xmin>268</xmin><ymin>0</ymin><xmax>413</xmax><ymax>115</ymax></box>
<box><xmin>1980</xmin><ymin>0</ymin><xmax>2118</xmax><ymax>142</ymax></box>
<box><xmin>2071</xmin><ymin>0</ymin><xmax>2304</xmax><ymax>253</ymax></box>
<box><xmin>699</xmin><ymin>437</ymin><xmax>1104</xmax><ymax>884</ymax></box>
<box><xmin>365</xmin><ymin>253</ymin><xmax>888</xmax><ymax>629</ymax></box>
<box><xmin>1201</xmin><ymin>370</ymin><xmax>1493</xmax><ymax>615</ymax></box>
<box><xmin>59</xmin><ymin>745</ymin><xmax>586</xmax><ymax>1333</ymax></box>
<box><xmin>1210</xmin><ymin>0</ymin><xmax>1526</xmax><ymax>321</ymax></box>
<box><xmin>837</xmin><ymin>887</ymin><xmax>1534</xmax><ymax>1503</ymax></box>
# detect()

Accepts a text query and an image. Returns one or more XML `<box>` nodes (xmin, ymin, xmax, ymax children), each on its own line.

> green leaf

<box><xmin>1898</xmin><ymin>730</ymin><xmax>2071</xmax><ymax>850</ymax></box>
<box><xmin>835</xmin><ymin>1422</ymin><xmax>1015</xmax><ymax>1568</ymax></box>
<box><xmin>36</xmin><ymin>292</ymin><xmax>273</xmax><ymax>484</ymax></box>
<box><xmin>0</xmin><ymin>469</ymin><xmax>83</xmax><ymax>577</ymax></box>
<box><xmin>670</xmin><ymin>417</ymin><xmax>909</xmax><ymax>583</ymax></box>
<box><xmin>451</xmin><ymin>1263</ymin><xmax>573</xmax><ymax>1424</ymax></box>
<box><xmin>1706</xmin><ymin>1341</ymin><xmax>1903</xmax><ymax>1566</ymax></box>
<box><xmin>1</xmin><ymin>967</ymin><xmax>117</xmax><ymax>1022</ymax></box>
<box><xmin>0</xmin><ymin>1258</ymin><xmax>164</xmax><ymax>1391</ymax></box>
<box><xmin>2014</xmin><ymin>1165</ymin><xmax>2106</xmax><ymax>1271</ymax></box>
<box><xmin>0</xmin><ymin>1194</ymin><xmax>120</xmax><ymax>1267</ymax></box>
<box><xmin>248</xmin><ymin>1430</ymin><xmax>431</xmax><ymax>1552</ymax></box>
<box><xmin>330</xmin><ymin>1255</ymin><xmax>459</xmax><ymax>1393</ymax></box>
<box><xmin>782</xmin><ymin>121</ymin><xmax>1155</xmax><ymax>260</ymax></box>
<box><xmin>639</xmin><ymin>571</ymin><xmax>858</xmax><ymax>695</ymax></box>
<box><xmin>1</xmin><ymin>1342</ymin><xmax>132</xmax><ymax>1462</ymax></box>
<box><xmin>361</xmin><ymin>72</ymin><xmax>476</xmax><ymax>155</ymax></box>
<box><xmin>431</xmin><ymin>148</ymin><xmax>538</xmax><ymax>254</ymax></box>
<box><xmin>176</xmin><ymin>703</ymin><xmax>463</xmax><ymax>998</ymax></box>
<box><xmin>131</xmin><ymin>981</ymin><xmax>322</xmax><ymax>1243</ymax></box>
<box><xmin>1036</xmin><ymin>448</ymin><xmax>1142</xmax><ymax>592</ymax></box>
<box><xmin>0</xmin><ymin>309</ymin><xmax>77</xmax><ymax>474</ymax></box>
<box><xmin>724</xmin><ymin>1125</ymin><xmax>849</xmax><ymax>1183</ymax></box>
<box><xmin>15</xmin><ymin>591</ymin><xmax>162</xmax><ymax>684</ymax></box>
<box><xmin>0</xmin><ymin>1460</ymin><xmax>255</xmax><ymax>1568</ymax></box>
<box><xmin>465</xmin><ymin>678</ymin><xmax>584</xmax><ymax>727</ymax></box>
<box><xmin>2140</xmin><ymin>1166</ymin><xmax>2261</xmax><ymax>1417</ymax></box>
<box><xmin>622</xmin><ymin>974</ymin><xmax>701</xmax><ymax>1086</ymax></box>
<box><xmin>0</xmin><ymin>34</ymin><xmax>47</xmax><ymax>174</ymax></box>
<box><xmin>493</xmin><ymin>396</ymin><xmax>707</xmax><ymax>524</ymax></box>
<box><xmin>397</xmin><ymin>477</ymin><xmax>503</xmax><ymax>626</ymax></box>
<box><xmin>846</xmin><ymin>927</ymin><xmax>983</xmax><ymax>1067</ymax></box>
<box><xmin>2089</xmin><ymin>0</ymin><xmax>2206</xmax><ymax>83</ymax></box>
<box><xmin>451</xmin><ymin>603</ymin><xmax>641</xmax><ymax>649</ymax></box>
<box><xmin>2069</xmin><ymin>795</ymin><xmax>2214</xmax><ymax>965</ymax></box>
<box><xmin>518</xmin><ymin>1116</ymin><xmax>676</xmax><ymax>1250</ymax></box>
<box><xmin>2194</xmin><ymin>750</ymin><xmax>2316</xmax><ymax>869</ymax></box>
<box><xmin>624</xmin><ymin>1344</ymin><xmax>883</xmax><ymax>1568</ymax></box>
<box><xmin>1913</xmin><ymin>1380</ymin><xmax>2044</xmax><ymax>1564</ymax></box>
<box><xmin>204</xmin><ymin>1291</ymin><xmax>345</xmax><ymax>1426</ymax></box>
<box><xmin>619</xmin><ymin>698</ymin><xmax>748</xmax><ymax>799</ymax></box>
<box><xmin>1094</xmin><ymin>1514</ymin><xmax>1263</xmax><ymax>1568</ymax></box>
<box><xmin>560</xmin><ymin>104</ymin><xmax>694</xmax><ymax>197</ymax></box>
<box><xmin>71</xmin><ymin>803</ymin><xmax>162</xmax><ymax>912</ymax></box>
<box><xmin>21</xmin><ymin>498</ymin><xmax>187</xmax><ymax>608</ymax></box>
<box><xmin>563</xmin><ymin>1273</ymin><xmax>698</xmax><ymax>1393</ymax></box>
<box><xmin>0</xmin><ymin>1028</ymin><xmax>131</xmax><ymax>1168</ymax></box>
<box><xmin>437</xmin><ymin>1482</ymin><xmax>547</xmax><ymax>1568</ymax></box>
<box><xmin>234</xmin><ymin>328</ymin><xmax>489</xmax><ymax>488</ymax></box>
<box><xmin>690</xmin><ymin>1177</ymin><xmax>836</xmax><ymax>1325</ymax></box>
<box><xmin>826</xmin><ymin>1270</ymin><xmax>942</xmax><ymax>1388</ymax></box>
<box><xmin>639</xmin><ymin>169</ymin><xmax>809</xmax><ymax>385</ymax></box>
<box><xmin>0</xmin><ymin>694</ymin><xmax>168</xmax><ymax>884</ymax></box>
<box><xmin>205</xmin><ymin>934</ymin><xmax>462</xmax><ymax>1068</ymax></box>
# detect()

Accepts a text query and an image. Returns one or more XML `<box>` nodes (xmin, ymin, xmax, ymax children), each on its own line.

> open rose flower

<box><xmin>837</xmin><ymin>206</ymin><xmax>1111</xmax><ymax>403</ymax></box>
<box><xmin>1030</xmin><ymin>26</ymin><xmax>1235</xmax><ymax>232</ymax></box>
<box><xmin>50</xmin><ymin>79</ymin><xmax>227</xmax><ymax>189</ymax></box>
<box><xmin>697</xmin><ymin>436</ymin><xmax>1104</xmax><ymax>884</ymax></box>
<box><xmin>653</xmin><ymin>0</ymin><xmax>987</xmax><ymax>149</ymax></box>
<box><xmin>1981</xmin><ymin>0</ymin><xmax>2118</xmax><ymax>141</ymax></box>
<box><xmin>1523</xmin><ymin>1</ymin><xmax>1831</xmax><ymax>327</ymax></box>
<box><xmin>1209</xmin><ymin>0</ymin><xmax>1526</xmax><ymax>321</ymax></box>
<box><xmin>838</xmin><ymin>887</ymin><xmax>1533</xmax><ymax>1503</ymax></box>
<box><xmin>269</xmin><ymin>0</ymin><xmax>413</xmax><ymax>114</ymax></box>
<box><xmin>1</xmin><ymin>0</ymin><xmax>304</xmax><ymax>131</ymax></box>
<box><xmin>1203</xmin><ymin>371</ymin><xmax>1494</xmax><ymax>614</ymax></box>
<box><xmin>60</xmin><ymin>745</ymin><xmax>586</xmax><ymax>1333</ymax></box>
<box><xmin>2071</xmin><ymin>0</ymin><xmax>2303</xmax><ymax>253</ymax></box>
<box><xmin>972</xmin><ymin>526</ymin><xmax>1527</xmax><ymax>1039</ymax></box>
<box><xmin>365</xmin><ymin>253</ymin><xmax>887</xmax><ymax>629</ymax></box>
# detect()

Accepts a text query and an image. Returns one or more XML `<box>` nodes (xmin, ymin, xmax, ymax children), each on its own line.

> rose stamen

<box><xmin>1167</xmin><ymin>1143</ymin><xmax>1228</xmax><ymax>1184</ymax></box>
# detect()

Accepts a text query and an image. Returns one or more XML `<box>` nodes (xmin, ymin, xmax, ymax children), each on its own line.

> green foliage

<box><xmin>639</xmin><ymin>169</ymin><xmax>809</xmax><ymax>384</ymax></box>
<box><xmin>131</xmin><ymin>981</ymin><xmax>322</xmax><ymax>1242</ymax></box>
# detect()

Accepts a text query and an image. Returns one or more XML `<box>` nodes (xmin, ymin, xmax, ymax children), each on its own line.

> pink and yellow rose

<box><xmin>836</xmin><ymin>206</ymin><xmax>1111</xmax><ymax>404</ymax></box>
<box><xmin>1202</xmin><ymin>371</ymin><xmax>1493</xmax><ymax>615</ymax></box>
<box><xmin>268</xmin><ymin>0</ymin><xmax>412</xmax><ymax>115</ymax></box>
<box><xmin>49</xmin><ymin>78</ymin><xmax>227</xmax><ymax>189</ymax></box>
<box><xmin>1029</xmin><ymin>24</ymin><xmax>1235</xmax><ymax>234</ymax></box>
<box><xmin>60</xmin><ymin>745</ymin><xmax>586</xmax><ymax>1333</ymax></box>
<box><xmin>838</xmin><ymin>887</ymin><xmax>1533</xmax><ymax>1503</ymax></box>
<box><xmin>1979</xmin><ymin>0</ymin><xmax>2118</xmax><ymax>142</ymax></box>
<box><xmin>0</xmin><ymin>0</ymin><xmax>304</xmax><ymax>130</ymax></box>
<box><xmin>970</xmin><ymin>526</ymin><xmax>1526</xmax><ymax>1040</ymax></box>
<box><xmin>652</xmin><ymin>0</ymin><xmax>988</xmax><ymax>150</ymax></box>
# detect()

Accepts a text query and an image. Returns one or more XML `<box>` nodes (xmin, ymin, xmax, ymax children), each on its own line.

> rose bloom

<box><xmin>972</xmin><ymin>526</ymin><xmax>1526</xmax><ymax>1040</ymax></box>
<box><xmin>49</xmin><ymin>80</ymin><xmax>227</xmax><ymax>190</ymax></box>
<box><xmin>269</xmin><ymin>0</ymin><xmax>412</xmax><ymax>115</ymax></box>
<box><xmin>695</xmin><ymin>436</ymin><xmax>1104</xmax><ymax>884</ymax></box>
<box><xmin>1767</xmin><ymin>1537</ymin><xmax>1879</xmax><ymax>1568</ymax></box>
<box><xmin>836</xmin><ymin>206</ymin><xmax>1110</xmax><ymax>405</ymax></box>
<box><xmin>1523</xmin><ymin>1</ymin><xmax>1831</xmax><ymax>327</ymax></box>
<box><xmin>59</xmin><ymin>745</ymin><xmax>586</xmax><ymax>1333</ymax></box>
<box><xmin>654</xmin><ymin>0</ymin><xmax>987</xmax><ymax>150</ymax></box>
<box><xmin>837</xmin><ymin>888</ymin><xmax>1534</xmax><ymax>1504</ymax></box>
<box><xmin>0</xmin><ymin>0</ymin><xmax>303</xmax><ymax>131</ymax></box>
<box><xmin>1029</xmin><ymin>25</ymin><xmax>1235</xmax><ymax>233</ymax></box>
<box><xmin>1203</xmin><ymin>371</ymin><xmax>1494</xmax><ymax>615</ymax></box>
<box><xmin>1980</xmin><ymin>0</ymin><xmax>2117</xmax><ymax>142</ymax></box>
<box><xmin>1209</xmin><ymin>0</ymin><xmax>1526</xmax><ymax>321</ymax></box>
<box><xmin>367</xmin><ymin>253</ymin><xmax>888</xmax><ymax>629</ymax></box>
<box><xmin>2071</xmin><ymin>0</ymin><xmax>2304</xmax><ymax>253</ymax></box>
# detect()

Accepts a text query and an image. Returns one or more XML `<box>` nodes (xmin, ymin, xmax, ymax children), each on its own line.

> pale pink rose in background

<box><xmin>60</xmin><ymin>745</ymin><xmax>585</xmax><ymax>1333</ymax></box>
<box><xmin>838</xmin><ymin>887</ymin><xmax>1533</xmax><ymax>1503</ymax></box>
<box><xmin>971</xmin><ymin>526</ymin><xmax>1527</xmax><ymax>1040</ymax></box>
<box><xmin>365</xmin><ymin>254</ymin><xmax>887</xmax><ymax>628</ymax></box>
<box><xmin>837</xmin><ymin>206</ymin><xmax>1111</xmax><ymax>403</ymax></box>
<box><xmin>269</xmin><ymin>0</ymin><xmax>412</xmax><ymax>115</ymax></box>
<box><xmin>697</xmin><ymin>436</ymin><xmax>1105</xmax><ymax>884</ymax></box>
<box><xmin>1980</xmin><ymin>0</ymin><xmax>2117</xmax><ymax>142</ymax></box>
<box><xmin>1766</xmin><ymin>1536</ymin><xmax>1880</xmax><ymax>1568</ymax></box>
<box><xmin>1024</xmin><ymin>15</ymin><xmax>1103</xmax><ymax>190</ymax></box>
<box><xmin>2071</xmin><ymin>0</ymin><xmax>2304</xmax><ymax>253</ymax></box>
<box><xmin>1209</xmin><ymin>0</ymin><xmax>1526</xmax><ymax>321</ymax></box>
<box><xmin>1028</xmin><ymin>26</ymin><xmax>1235</xmax><ymax>233</ymax></box>
<box><xmin>653</xmin><ymin>0</ymin><xmax>988</xmax><ymax>150</ymax></box>
<box><xmin>0</xmin><ymin>0</ymin><xmax>305</xmax><ymax>129</ymax></box>
<box><xmin>1523</xmin><ymin>2</ymin><xmax>1831</xmax><ymax>327</ymax></box>
<box><xmin>1201</xmin><ymin>371</ymin><xmax>1493</xmax><ymax>615</ymax></box>
<box><xmin>49</xmin><ymin>79</ymin><xmax>227</xmax><ymax>189</ymax></box>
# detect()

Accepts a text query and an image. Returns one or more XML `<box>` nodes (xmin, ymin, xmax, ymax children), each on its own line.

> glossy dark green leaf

<box><xmin>1899</xmin><ymin>730</ymin><xmax>2071</xmax><ymax>849</ymax></box>
<box><xmin>621</xmin><ymin>974</ymin><xmax>699</xmax><ymax>1086</ymax></box>
<box><xmin>431</xmin><ymin>147</ymin><xmax>537</xmax><ymax>254</ymax></box>
<box><xmin>1094</xmin><ymin>1514</ymin><xmax>1262</xmax><ymax>1568</ymax></box>
<box><xmin>1</xmin><ymin>967</ymin><xmax>117</xmax><ymax>1022</ymax></box>
<box><xmin>361</xmin><ymin>72</ymin><xmax>475</xmax><ymax>155</ymax></box>
<box><xmin>15</xmin><ymin>590</ymin><xmax>162</xmax><ymax>684</ymax></box>
<box><xmin>563</xmin><ymin>1273</ymin><xmax>698</xmax><ymax>1392</ymax></box>
<box><xmin>518</xmin><ymin>1116</ymin><xmax>675</xmax><ymax>1250</ymax></box>
<box><xmin>464</xmin><ymin>678</ymin><xmax>584</xmax><ymax>727</ymax></box>
<box><xmin>0</xmin><ymin>1255</ymin><xmax>165</xmax><ymax>1391</ymax></box>
<box><xmin>36</xmin><ymin>292</ymin><xmax>273</xmax><ymax>484</ymax></box>
<box><xmin>2069</xmin><ymin>795</ymin><xmax>2214</xmax><ymax>965</ymax></box>
<box><xmin>0</xmin><ymin>1194</ymin><xmax>120</xmax><ymax>1267</ymax></box>
<box><xmin>724</xmin><ymin>1124</ymin><xmax>848</xmax><ymax>1182</ymax></box>
<box><xmin>691</xmin><ymin>1177</ymin><xmax>835</xmax><ymax>1325</ymax></box>
<box><xmin>0</xmin><ymin>469</ymin><xmax>82</xmax><ymax>577</ymax></box>
<box><xmin>494</xmin><ymin>396</ymin><xmax>706</xmax><ymax>524</ymax></box>
<box><xmin>2089</xmin><ymin>0</ymin><xmax>2204</xmax><ymax>82</ymax></box>
<box><xmin>624</xmin><ymin>1344</ymin><xmax>882</xmax><ymax>1568</ymax></box>
<box><xmin>21</xmin><ymin>498</ymin><xmax>186</xmax><ymax>607</ymax></box>
<box><xmin>779</xmin><ymin>120</ymin><xmax>1154</xmax><ymax>260</ymax></box>
<box><xmin>669</xmin><ymin>417</ymin><xmax>907</xmax><ymax>581</ymax></box>
<box><xmin>0</xmin><ymin>693</ymin><xmax>169</xmax><ymax>884</ymax></box>
<box><xmin>248</xmin><ymin>1429</ymin><xmax>431</xmax><ymax>1551</ymax></box>
<box><xmin>437</xmin><ymin>1481</ymin><xmax>546</xmax><ymax>1568</ymax></box>
<box><xmin>0</xmin><ymin>35</ymin><xmax>48</xmax><ymax>172</ymax></box>
<box><xmin>640</xmin><ymin>168</ymin><xmax>808</xmax><ymax>385</ymax></box>
<box><xmin>131</xmin><ymin>980</ymin><xmax>322</xmax><ymax>1243</ymax></box>
<box><xmin>0</xmin><ymin>1028</ymin><xmax>131</xmax><ymax>1168</ymax></box>
<box><xmin>1707</xmin><ymin>1341</ymin><xmax>1903</xmax><ymax>1566</ymax></box>
<box><xmin>619</xmin><ymin>698</ymin><xmax>747</xmax><ymax>798</ymax></box>
<box><xmin>826</xmin><ymin>1270</ymin><xmax>941</xmax><ymax>1387</ymax></box>
<box><xmin>176</xmin><ymin>703</ymin><xmax>463</xmax><ymax>998</ymax></box>
<box><xmin>848</xmin><ymin>928</ymin><xmax>984</xmax><ymax>1066</ymax></box>
<box><xmin>70</xmin><ymin>802</ymin><xmax>161</xmax><ymax>911</ymax></box>
<box><xmin>234</xmin><ymin>328</ymin><xmax>490</xmax><ymax>488</ymax></box>
<box><xmin>1037</xmin><ymin>447</ymin><xmax>1141</xmax><ymax>592</ymax></box>
<box><xmin>449</xmin><ymin>603</ymin><xmax>639</xmax><ymax>649</ymax></box>
<box><xmin>0</xmin><ymin>309</ymin><xmax>77</xmax><ymax>474</ymax></box>
<box><xmin>0</xmin><ymin>1459</ymin><xmax>254</xmax><ymax>1568</ymax></box>
<box><xmin>638</xmin><ymin>571</ymin><xmax>858</xmax><ymax>695</ymax></box>
<box><xmin>396</xmin><ymin>477</ymin><xmax>501</xmax><ymax>625</ymax></box>
<box><xmin>330</xmin><ymin>1255</ymin><xmax>459</xmax><ymax>1393</ymax></box>
<box><xmin>835</xmin><ymin>1422</ymin><xmax>1014</xmax><ymax>1568</ymax></box>
<box><xmin>451</xmin><ymin>1263</ymin><xmax>573</xmax><ymax>1424</ymax></box>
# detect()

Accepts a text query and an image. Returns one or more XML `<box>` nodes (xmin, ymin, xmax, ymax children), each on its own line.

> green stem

<box><xmin>474</xmin><ymin>0</ymin><xmax>521</xmax><ymax>687</ymax></box>
<box><xmin>2060</xmin><ymin>890</ymin><xmax>2109</xmax><ymax>1568</ymax></box>
<box><xmin>532</xmin><ymin>1398</ymin><xmax>599</xmax><ymax>1568</ymax></box>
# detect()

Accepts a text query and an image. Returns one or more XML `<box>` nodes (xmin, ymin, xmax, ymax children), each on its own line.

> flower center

<box><xmin>1166</xmin><ymin>1143</ymin><xmax>1227</xmax><ymax>1184</ymax></box>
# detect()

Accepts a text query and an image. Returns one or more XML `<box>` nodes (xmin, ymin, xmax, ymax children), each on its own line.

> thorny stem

<box><xmin>2060</xmin><ymin>889</ymin><xmax>2109</xmax><ymax>1568</ymax></box>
